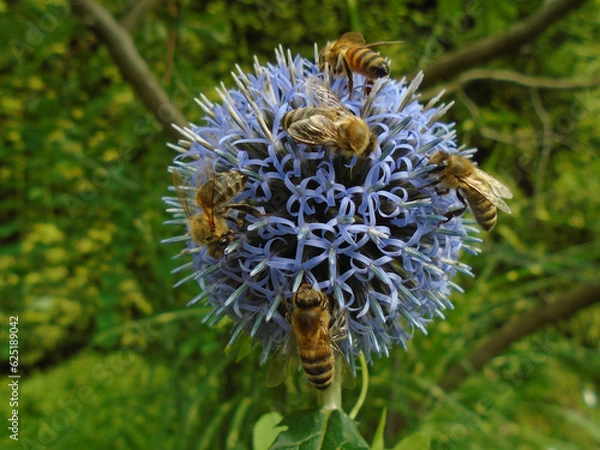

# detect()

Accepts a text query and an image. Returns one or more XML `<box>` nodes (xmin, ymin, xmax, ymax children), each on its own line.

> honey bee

<box><xmin>319</xmin><ymin>31</ymin><xmax>401</xmax><ymax>96</ymax></box>
<box><xmin>281</xmin><ymin>77</ymin><xmax>376</xmax><ymax>158</ymax></box>
<box><xmin>266</xmin><ymin>283</ymin><xmax>350</xmax><ymax>391</ymax></box>
<box><xmin>427</xmin><ymin>151</ymin><xmax>513</xmax><ymax>231</ymax></box>
<box><xmin>172</xmin><ymin>167</ymin><xmax>247</xmax><ymax>257</ymax></box>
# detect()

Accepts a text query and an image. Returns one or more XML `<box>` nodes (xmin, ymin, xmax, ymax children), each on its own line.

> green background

<box><xmin>1</xmin><ymin>0</ymin><xmax>599</xmax><ymax>448</ymax></box>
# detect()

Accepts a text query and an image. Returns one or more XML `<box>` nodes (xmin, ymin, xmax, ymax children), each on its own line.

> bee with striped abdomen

<box><xmin>266</xmin><ymin>283</ymin><xmax>350</xmax><ymax>391</ymax></box>
<box><xmin>281</xmin><ymin>77</ymin><xmax>376</xmax><ymax>158</ymax></box>
<box><xmin>427</xmin><ymin>151</ymin><xmax>513</xmax><ymax>231</ymax></box>
<box><xmin>319</xmin><ymin>31</ymin><xmax>400</xmax><ymax>96</ymax></box>
<box><xmin>173</xmin><ymin>167</ymin><xmax>248</xmax><ymax>257</ymax></box>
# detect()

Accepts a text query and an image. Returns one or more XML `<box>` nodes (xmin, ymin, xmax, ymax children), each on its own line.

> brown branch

<box><xmin>387</xmin><ymin>284</ymin><xmax>600</xmax><ymax>436</ymax></box>
<box><xmin>418</xmin><ymin>0</ymin><xmax>591</xmax><ymax>89</ymax></box>
<box><xmin>453</xmin><ymin>87</ymin><xmax>536</xmax><ymax>147</ymax></box>
<box><xmin>531</xmin><ymin>88</ymin><xmax>554</xmax><ymax>218</ymax></box>
<box><xmin>421</xmin><ymin>68</ymin><xmax>600</xmax><ymax>101</ymax></box>
<box><xmin>437</xmin><ymin>284</ymin><xmax>600</xmax><ymax>392</ymax></box>
<box><xmin>162</xmin><ymin>0</ymin><xmax>179</xmax><ymax>86</ymax></box>
<box><xmin>121</xmin><ymin>0</ymin><xmax>162</xmax><ymax>32</ymax></box>
<box><xmin>70</xmin><ymin>0</ymin><xmax>188</xmax><ymax>142</ymax></box>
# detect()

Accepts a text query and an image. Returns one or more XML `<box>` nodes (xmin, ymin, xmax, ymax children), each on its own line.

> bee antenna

<box><xmin>414</xmin><ymin>154</ymin><xmax>428</xmax><ymax>169</ymax></box>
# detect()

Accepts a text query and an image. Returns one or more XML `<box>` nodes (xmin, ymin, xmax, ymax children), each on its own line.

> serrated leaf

<box><xmin>270</xmin><ymin>408</ymin><xmax>369</xmax><ymax>450</ymax></box>
<box><xmin>391</xmin><ymin>431</ymin><xmax>431</xmax><ymax>450</ymax></box>
<box><xmin>371</xmin><ymin>408</ymin><xmax>387</xmax><ymax>450</ymax></box>
<box><xmin>253</xmin><ymin>411</ymin><xmax>286</xmax><ymax>450</ymax></box>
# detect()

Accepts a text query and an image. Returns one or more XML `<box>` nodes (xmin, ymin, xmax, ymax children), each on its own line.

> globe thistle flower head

<box><xmin>163</xmin><ymin>45</ymin><xmax>480</xmax><ymax>366</ymax></box>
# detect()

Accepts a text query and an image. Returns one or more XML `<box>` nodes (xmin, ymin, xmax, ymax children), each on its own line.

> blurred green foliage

<box><xmin>1</xmin><ymin>0</ymin><xmax>599</xmax><ymax>449</ymax></box>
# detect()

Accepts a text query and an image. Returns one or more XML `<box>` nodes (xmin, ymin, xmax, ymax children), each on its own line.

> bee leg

<box><xmin>421</xmin><ymin>176</ymin><xmax>443</xmax><ymax>189</ymax></box>
<box><xmin>229</xmin><ymin>203</ymin><xmax>262</xmax><ymax>216</ymax></box>
<box><xmin>329</xmin><ymin>298</ymin><xmax>348</xmax><ymax>341</ymax></box>
<box><xmin>341</xmin><ymin>57</ymin><xmax>354</xmax><ymax>98</ymax></box>
<box><xmin>362</xmin><ymin>79</ymin><xmax>374</xmax><ymax>97</ymax></box>
<box><xmin>224</xmin><ymin>203</ymin><xmax>262</xmax><ymax>229</ymax></box>
<box><xmin>442</xmin><ymin>190</ymin><xmax>468</xmax><ymax>223</ymax></box>
<box><xmin>224</xmin><ymin>214</ymin><xmax>246</xmax><ymax>228</ymax></box>
<box><xmin>283</xmin><ymin>297</ymin><xmax>293</xmax><ymax>322</ymax></box>
<box><xmin>329</xmin><ymin>313</ymin><xmax>348</xmax><ymax>341</ymax></box>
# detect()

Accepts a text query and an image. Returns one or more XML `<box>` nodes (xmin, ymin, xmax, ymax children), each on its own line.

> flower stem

<box><xmin>318</xmin><ymin>378</ymin><xmax>343</xmax><ymax>411</ymax></box>
<box><xmin>349</xmin><ymin>352</ymin><xmax>368</xmax><ymax>420</ymax></box>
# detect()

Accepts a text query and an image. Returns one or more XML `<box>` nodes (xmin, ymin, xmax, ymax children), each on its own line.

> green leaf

<box><xmin>391</xmin><ymin>431</ymin><xmax>431</xmax><ymax>450</ymax></box>
<box><xmin>253</xmin><ymin>412</ymin><xmax>285</xmax><ymax>450</ymax></box>
<box><xmin>270</xmin><ymin>408</ymin><xmax>369</xmax><ymax>450</ymax></box>
<box><xmin>370</xmin><ymin>408</ymin><xmax>387</xmax><ymax>450</ymax></box>
<box><xmin>226</xmin><ymin>332</ymin><xmax>257</xmax><ymax>362</ymax></box>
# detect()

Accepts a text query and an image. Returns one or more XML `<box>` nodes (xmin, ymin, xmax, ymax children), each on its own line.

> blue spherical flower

<box><xmin>163</xmin><ymin>46</ymin><xmax>480</xmax><ymax>367</ymax></box>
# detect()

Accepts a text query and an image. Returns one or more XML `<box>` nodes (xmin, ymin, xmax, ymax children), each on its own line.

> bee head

<box><xmin>365</xmin><ymin>131</ymin><xmax>378</xmax><ymax>158</ymax></box>
<box><xmin>319</xmin><ymin>41</ymin><xmax>338</xmax><ymax>73</ymax></box>
<box><xmin>207</xmin><ymin>231</ymin><xmax>234</xmax><ymax>258</ymax></box>
<box><xmin>318</xmin><ymin>47</ymin><xmax>327</xmax><ymax>71</ymax></box>
<box><xmin>426</xmin><ymin>151</ymin><xmax>450</xmax><ymax>173</ymax></box>
<box><xmin>217</xmin><ymin>231</ymin><xmax>234</xmax><ymax>249</ymax></box>
<box><xmin>293</xmin><ymin>283</ymin><xmax>328</xmax><ymax>310</ymax></box>
<box><xmin>338</xmin><ymin>118</ymin><xmax>375</xmax><ymax>158</ymax></box>
<box><xmin>428</xmin><ymin>150</ymin><xmax>449</xmax><ymax>165</ymax></box>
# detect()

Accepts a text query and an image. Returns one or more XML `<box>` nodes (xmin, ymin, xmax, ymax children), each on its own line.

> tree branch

<box><xmin>70</xmin><ymin>0</ymin><xmax>188</xmax><ymax>141</ymax></box>
<box><xmin>121</xmin><ymin>0</ymin><xmax>162</xmax><ymax>32</ymax></box>
<box><xmin>421</xmin><ymin>68</ymin><xmax>600</xmax><ymax>101</ymax></box>
<box><xmin>437</xmin><ymin>284</ymin><xmax>600</xmax><ymax>392</ymax></box>
<box><xmin>530</xmin><ymin>88</ymin><xmax>554</xmax><ymax>216</ymax></box>
<box><xmin>418</xmin><ymin>0</ymin><xmax>590</xmax><ymax>88</ymax></box>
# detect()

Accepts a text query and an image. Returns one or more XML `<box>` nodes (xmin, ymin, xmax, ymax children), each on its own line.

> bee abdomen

<box><xmin>281</xmin><ymin>108</ymin><xmax>323</xmax><ymax>130</ymax></box>
<box><xmin>466</xmin><ymin>192</ymin><xmax>497</xmax><ymax>231</ymax></box>
<box><xmin>300</xmin><ymin>352</ymin><xmax>335</xmax><ymax>390</ymax></box>
<box><xmin>214</xmin><ymin>171</ymin><xmax>246</xmax><ymax>201</ymax></box>
<box><xmin>281</xmin><ymin>109</ymin><xmax>306</xmax><ymax>130</ymax></box>
<box><xmin>346</xmin><ymin>48</ymin><xmax>389</xmax><ymax>78</ymax></box>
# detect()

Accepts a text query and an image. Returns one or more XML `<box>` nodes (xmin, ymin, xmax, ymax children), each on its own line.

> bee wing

<box><xmin>265</xmin><ymin>333</ymin><xmax>298</xmax><ymax>388</ymax></box>
<box><xmin>329</xmin><ymin>306</ymin><xmax>355</xmax><ymax>389</ymax></box>
<box><xmin>331</xmin><ymin>341</ymin><xmax>356</xmax><ymax>389</ymax></box>
<box><xmin>287</xmin><ymin>114</ymin><xmax>341</xmax><ymax>146</ymax></box>
<box><xmin>304</xmin><ymin>77</ymin><xmax>348</xmax><ymax>111</ymax></box>
<box><xmin>463</xmin><ymin>170</ymin><xmax>513</xmax><ymax>213</ymax></box>
<box><xmin>334</xmin><ymin>32</ymin><xmax>402</xmax><ymax>50</ymax></box>
<box><xmin>335</xmin><ymin>31</ymin><xmax>367</xmax><ymax>47</ymax></box>
<box><xmin>197</xmin><ymin>178</ymin><xmax>216</xmax><ymax>213</ymax></box>
<box><xmin>172</xmin><ymin>169</ymin><xmax>197</xmax><ymax>219</ymax></box>
<box><xmin>477</xmin><ymin>169</ymin><xmax>514</xmax><ymax>199</ymax></box>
